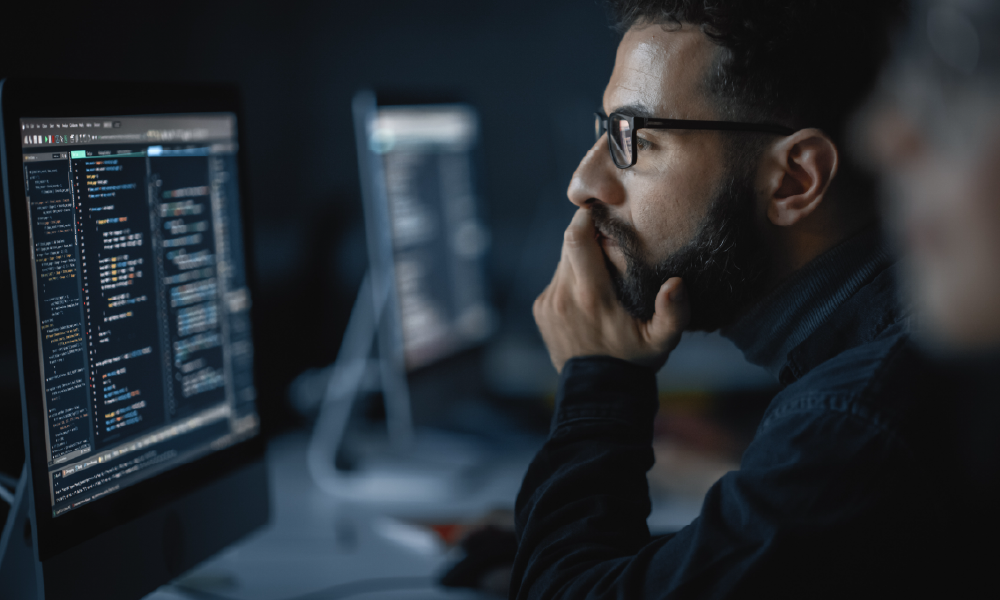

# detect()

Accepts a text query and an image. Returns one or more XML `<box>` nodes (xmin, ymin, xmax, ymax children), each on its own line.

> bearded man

<box><xmin>513</xmin><ymin>1</ymin><xmax>925</xmax><ymax>598</ymax></box>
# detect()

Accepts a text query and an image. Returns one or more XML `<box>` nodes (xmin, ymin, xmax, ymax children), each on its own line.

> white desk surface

<box><xmin>145</xmin><ymin>430</ymin><xmax>702</xmax><ymax>600</ymax></box>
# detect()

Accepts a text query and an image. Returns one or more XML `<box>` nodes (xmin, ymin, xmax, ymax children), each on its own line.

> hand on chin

<box><xmin>533</xmin><ymin>208</ymin><xmax>690</xmax><ymax>373</ymax></box>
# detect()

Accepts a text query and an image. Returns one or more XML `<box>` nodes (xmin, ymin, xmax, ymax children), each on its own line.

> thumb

<box><xmin>645</xmin><ymin>277</ymin><xmax>690</xmax><ymax>351</ymax></box>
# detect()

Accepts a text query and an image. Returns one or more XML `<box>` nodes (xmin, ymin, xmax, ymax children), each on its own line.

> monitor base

<box><xmin>0</xmin><ymin>465</ymin><xmax>40</xmax><ymax>600</ymax></box>
<box><xmin>332</xmin><ymin>429</ymin><xmax>490</xmax><ymax>506</ymax></box>
<box><xmin>307</xmin><ymin>270</ymin><xmax>500</xmax><ymax>516</ymax></box>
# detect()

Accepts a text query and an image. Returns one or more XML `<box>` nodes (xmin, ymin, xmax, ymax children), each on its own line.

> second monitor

<box><xmin>305</xmin><ymin>92</ymin><xmax>497</xmax><ymax>509</ymax></box>
<box><xmin>360</xmin><ymin>94</ymin><xmax>495</xmax><ymax>373</ymax></box>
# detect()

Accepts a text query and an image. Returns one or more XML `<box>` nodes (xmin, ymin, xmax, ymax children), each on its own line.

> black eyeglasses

<box><xmin>595</xmin><ymin>112</ymin><xmax>796</xmax><ymax>169</ymax></box>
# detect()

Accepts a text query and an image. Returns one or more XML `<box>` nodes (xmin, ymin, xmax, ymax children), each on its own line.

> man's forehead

<box><xmin>604</xmin><ymin>24</ymin><xmax>717</xmax><ymax>119</ymax></box>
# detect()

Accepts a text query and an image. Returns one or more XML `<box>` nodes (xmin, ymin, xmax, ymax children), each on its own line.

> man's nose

<box><xmin>567</xmin><ymin>135</ymin><xmax>625</xmax><ymax>208</ymax></box>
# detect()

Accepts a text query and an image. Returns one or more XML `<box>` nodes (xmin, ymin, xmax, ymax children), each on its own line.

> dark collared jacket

<box><xmin>510</xmin><ymin>229</ymin><xmax>951</xmax><ymax>598</ymax></box>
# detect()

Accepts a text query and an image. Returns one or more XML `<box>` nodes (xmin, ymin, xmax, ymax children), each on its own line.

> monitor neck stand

<box><xmin>306</xmin><ymin>269</ymin><xmax>489</xmax><ymax>515</ymax></box>
<box><xmin>0</xmin><ymin>464</ymin><xmax>41</xmax><ymax>599</ymax></box>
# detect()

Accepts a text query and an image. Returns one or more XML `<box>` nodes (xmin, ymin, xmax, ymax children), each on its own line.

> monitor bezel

<box><xmin>0</xmin><ymin>78</ymin><xmax>266</xmax><ymax>561</ymax></box>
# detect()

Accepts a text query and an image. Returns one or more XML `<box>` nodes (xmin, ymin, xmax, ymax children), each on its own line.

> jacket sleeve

<box><xmin>511</xmin><ymin>356</ymin><xmax>660</xmax><ymax>599</ymax></box>
<box><xmin>510</xmin><ymin>357</ymin><xmax>923</xmax><ymax>600</ymax></box>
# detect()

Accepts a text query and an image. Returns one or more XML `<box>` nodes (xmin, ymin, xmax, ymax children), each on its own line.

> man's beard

<box><xmin>591</xmin><ymin>161</ymin><xmax>770</xmax><ymax>331</ymax></box>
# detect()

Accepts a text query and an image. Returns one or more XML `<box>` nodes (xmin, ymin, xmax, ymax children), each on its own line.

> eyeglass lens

<box><xmin>609</xmin><ymin>115</ymin><xmax>633</xmax><ymax>167</ymax></box>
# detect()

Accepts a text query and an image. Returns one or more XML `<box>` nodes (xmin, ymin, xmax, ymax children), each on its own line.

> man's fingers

<box><xmin>563</xmin><ymin>208</ymin><xmax>611</xmax><ymax>290</ymax></box>
<box><xmin>646</xmin><ymin>277</ymin><xmax>690</xmax><ymax>352</ymax></box>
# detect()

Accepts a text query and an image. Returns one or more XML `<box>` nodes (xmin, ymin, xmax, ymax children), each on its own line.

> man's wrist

<box><xmin>555</xmin><ymin>356</ymin><xmax>659</xmax><ymax>429</ymax></box>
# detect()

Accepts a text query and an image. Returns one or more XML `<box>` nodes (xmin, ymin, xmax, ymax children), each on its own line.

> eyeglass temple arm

<box><xmin>640</xmin><ymin>117</ymin><xmax>795</xmax><ymax>136</ymax></box>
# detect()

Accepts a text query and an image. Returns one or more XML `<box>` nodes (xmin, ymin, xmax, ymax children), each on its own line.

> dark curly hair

<box><xmin>607</xmin><ymin>0</ymin><xmax>905</xmax><ymax>148</ymax></box>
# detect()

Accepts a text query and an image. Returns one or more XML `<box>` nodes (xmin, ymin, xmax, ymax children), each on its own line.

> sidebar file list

<box><xmin>72</xmin><ymin>152</ymin><xmax>167</xmax><ymax>450</ymax></box>
<box><xmin>25</xmin><ymin>157</ymin><xmax>91</xmax><ymax>465</ymax></box>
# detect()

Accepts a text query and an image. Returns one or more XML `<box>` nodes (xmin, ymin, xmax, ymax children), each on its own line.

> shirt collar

<box><xmin>722</xmin><ymin>226</ymin><xmax>895</xmax><ymax>383</ymax></box>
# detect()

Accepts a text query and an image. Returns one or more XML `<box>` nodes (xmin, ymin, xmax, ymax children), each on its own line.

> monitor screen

<box><xmin>18</xmin><ymin>114</ymin><xmax>258</xmax><ymax>517</ymax></box>
<box><xmin>365</xmin><ymin>103</ymin><xmax>494</xmax><ymax>370</ymax></box>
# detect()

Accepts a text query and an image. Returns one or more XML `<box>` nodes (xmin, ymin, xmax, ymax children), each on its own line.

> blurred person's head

<box><xmin>573</xmin><ymin>0</ymin><xmax>903</xmax><ymax>330</ymax></box>
<box><xmin>864</xmin><ymin>0</ymin><xmax>1000</xmax><ymax>351</ymax></box>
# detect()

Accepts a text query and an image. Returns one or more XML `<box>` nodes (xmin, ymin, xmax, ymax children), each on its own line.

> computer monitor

<box><xmin>0</xmin><ymin>79</ymin><xmax>268</xmax><ymax>600</ymax></box>
<box><xmin>303</xmin><ymin>93</ymin><xmax>495</xmax><ymax>510</ymax></box>
<box><xmin>355</xmin><ymin>91</ymin><xmax>494</xmax><ymax>376</ymax></box>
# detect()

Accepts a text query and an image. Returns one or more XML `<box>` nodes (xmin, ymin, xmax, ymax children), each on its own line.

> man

<box><xmin>863</xmin><ymin>0</ymin><xmax>1000</xmax><ymax>588</ymax></box>
<box><xmin>513</xmin><ymin>2</ymin><xmax>921</xmax><ymax>598</ymax></box>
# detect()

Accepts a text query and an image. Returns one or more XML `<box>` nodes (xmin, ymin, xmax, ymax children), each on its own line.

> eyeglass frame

<box><xmin>595</xmin><ymin>111</ymin><xmax>797</xmax><ymax>169</ymax></box>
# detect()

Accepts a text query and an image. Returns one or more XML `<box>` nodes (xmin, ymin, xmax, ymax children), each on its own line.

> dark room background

<box><xmin>0</xmin><ymin>0</ymin><xmax>622</xmax><ymax>477</ymax></box>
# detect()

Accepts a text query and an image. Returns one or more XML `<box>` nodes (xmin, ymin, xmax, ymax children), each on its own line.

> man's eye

<box><xmin>636</xmin><ymin>137</ymin><xmax>653</xmax><ymax>150</ymax></box>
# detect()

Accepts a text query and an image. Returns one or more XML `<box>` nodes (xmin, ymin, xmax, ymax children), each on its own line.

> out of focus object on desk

<box><xmin>646</xmin><ymin>387</ymin><xmax>770</xmax><ymax>527</ymax></box>
<box><xmin>649</xmin><ymin>439</ymin><xmax>740</xmax><ymax>500</ymax></box>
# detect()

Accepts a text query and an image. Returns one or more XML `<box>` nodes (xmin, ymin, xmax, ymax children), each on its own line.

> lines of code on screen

<box><xmin>20</xmin><ymin>114</ymin><xmax>259</xmax><ymax>516</ymax></box>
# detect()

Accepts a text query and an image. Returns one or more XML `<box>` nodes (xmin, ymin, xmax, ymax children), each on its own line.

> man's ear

<box><xmin>760</xmin><ymin>129</ymin><xmax>839</xmax><ymax>227</ymax></box>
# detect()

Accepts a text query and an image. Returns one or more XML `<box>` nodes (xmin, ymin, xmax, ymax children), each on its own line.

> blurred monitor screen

<box><xmin>18</xmin><ymin>113</ymin><xmax>259</xmax><ymax>517</ymax></box>
<box><xmin>365</xmin><ymin>102</ymin><xmax>494</xmax><ymax>371</ymax></box>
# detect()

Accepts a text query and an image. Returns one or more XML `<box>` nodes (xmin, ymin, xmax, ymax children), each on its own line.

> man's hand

<box><xmin>533</xmin><ymin>208</ymin><xmax>690</xmax><ymax>373</ymax></box>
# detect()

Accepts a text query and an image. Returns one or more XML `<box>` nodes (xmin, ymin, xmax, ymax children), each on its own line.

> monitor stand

<box><xmin>306</xmin><ymin>270</ymin><xmax>491</xmax><ymax>515</ymax></box>
<box><xmin>0</xmin><ymin>465</ymin><xmax>40</xmax><ymax>600</ymax></box>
